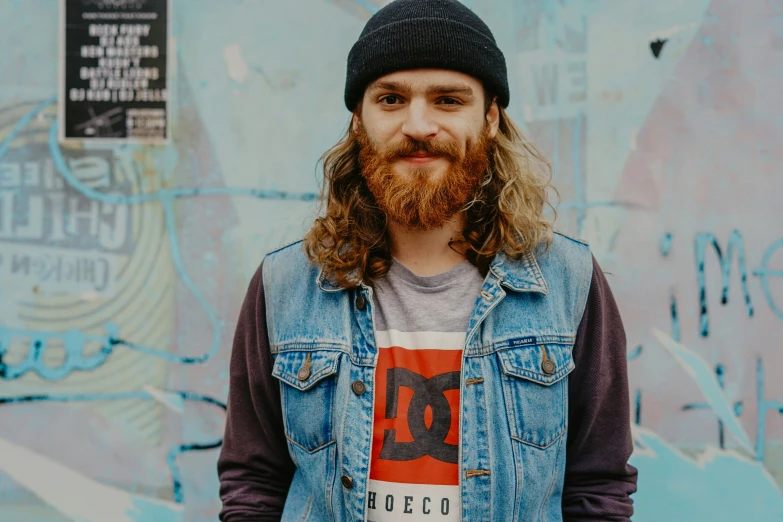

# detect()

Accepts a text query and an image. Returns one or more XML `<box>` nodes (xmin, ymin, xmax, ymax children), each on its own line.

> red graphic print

<box><xmin>370</xmin><ymin>345</ymin><xmax>462</xmax><ymax>485</ymax></box>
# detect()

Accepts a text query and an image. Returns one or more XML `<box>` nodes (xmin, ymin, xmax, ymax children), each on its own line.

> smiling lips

<box><xmin>402</xmin><ymin>152</ymin><xmax>441</xmax><ymax>164</ymax></box>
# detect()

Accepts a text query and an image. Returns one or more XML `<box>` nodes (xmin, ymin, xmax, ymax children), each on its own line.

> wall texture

<box><xmin>1</xmin><ymin>0</ymin><xmax>782</xmax><ymax>520</ymax></box>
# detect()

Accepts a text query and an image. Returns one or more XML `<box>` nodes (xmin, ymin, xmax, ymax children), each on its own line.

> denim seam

<box><xmin>263</xmin><ymin>255</ymin><xmax>277</xmax><ymax>344</ymax></box>
<box><xmin>272</xmin><ymin>357</ymin><xmax>340</xmax><ymax>391</ymax></box>
<box><xmin>271</xmin><ymin>343</ymin><xmax>350</xmax><ymax>353</ymax></box>
<box><xmin>286</xmin><ymin>436</ymin><xmax>336</xmax><ymax>454</ymax></box>
<box><xmin>498</xmin><ymin>366</ymin><xmax>572</xmax><ymax>386</ymax></box>
<box><xmin>466</xmin><ymin>336</ymin><xmax>576</xmax><ymax>357</ymax></box>
<box><xmin>509</xmin><ymin>426</ymin><xmax>566</xmax><ymax>450</ymax></box>
<box><xmin>299</xmin><ymin>495</ymin><xmax>313</xmax><ymax>522</ymax></box>
<box><xmin>265</xmin><ymin>237</ymin><xmax>304</xmax><ymax>257</ymax></box>
<box><xmin>573</xmin><ymin>243</ymin><xmax>593</xmax><ymax>333</ymax></box>
<box><xmin>539</xmin><ymin>436</ymin><xmax>563</xmax><ymax>522</ymax></box>
<box><xmin>554</xmin><ymin>230</ymin><xmax>590</xmax><ymax>246</ymax></box>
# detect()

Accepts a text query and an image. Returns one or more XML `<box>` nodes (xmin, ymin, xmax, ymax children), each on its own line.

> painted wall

<box><xmin>1</xmin><ymin>0</ymin><xmax>781</xmax><ymax>520</ymax></box>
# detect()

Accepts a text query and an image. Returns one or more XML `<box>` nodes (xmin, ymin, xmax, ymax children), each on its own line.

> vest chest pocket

<box><xmin>272</xmin><ymin>349</ymin><xmax>342</xmax><ymax>453</ymax></box>
<box><xmin>497</xmin><ymin>343</ymin><xmax>575</xmax><ymax>449</ymax></box>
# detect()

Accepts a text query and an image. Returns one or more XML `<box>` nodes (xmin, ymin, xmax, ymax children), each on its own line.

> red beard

<box><xmin>356</xmin><ymin>121</ymin><xmax>491</xmax><ymax>230</ymax></box>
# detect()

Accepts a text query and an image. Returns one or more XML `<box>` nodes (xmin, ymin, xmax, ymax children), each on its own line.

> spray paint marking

<box><xmin>695</xmin><ymin>231</ymin><xmax>754</xmax><ymax>337</ymax></box>
<box><xmin>628</xmin><ymin>344</ymin><xmax>643</xmax><ymax>361</ymax></box>
<box><xmin>0</xmin><ymin>100</ymin><xmax>317</xmax><ymax>378</ymax></box>
<box><xmin>635</xmin><ymin>389</ymin><xmax>642</xmax><ymax>426</ymax></box>
<box><xmin>670</xmin><ymin>293</ymin><xmax>681</xmax><ymax>342</ymax></box>
<box><xmin>681</xmin><ymin>364</ymin><xmax>744</xmax><ymax>449</ymax></box>
<box><xmin>653</xmin><ymin>329</ymin><xmax>753</xmax><ymax>453</ymax></box>
<box><xmin>0</xmin><ymin>323</ymin><xmax>118</xmax><ymax>380</ymax></box>
<box><xmin>661</xmin><ymin>232</ymin><xmax>674</xmax><ymax>256</ymax></box>
<box><xmin>0</xmin><ymin>390</ymin><xmax>226</xmax><ymax>503</ymax></box>
<box><xmin>753</xmin><ymin>238</ymin><xmax>783</xmax><ymax>320</ymax></box>
<box><xmin>0</xmin><ymin>435</ymin><xmax>183</xmax><ymax>522</ymax></box>
<box><xmin>650</xmin><ymin>38</ymin><xmax>668</xmax><ymax>58</ymax></box>
<box><xmin>755</xmin><ymin>358</ymin><xmax>783</xmax><ymax>462</ymax></box>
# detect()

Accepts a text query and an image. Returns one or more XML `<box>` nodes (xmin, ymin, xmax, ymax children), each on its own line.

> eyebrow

<box><xmin>368</xmin><ymin>80</ymin><xmax>475</xmax><ymax>98</ymax></box>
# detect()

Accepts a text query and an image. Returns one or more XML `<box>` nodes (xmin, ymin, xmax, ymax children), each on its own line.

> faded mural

<box><xmin>0</xmin><ymin>0</ymin><xmax>782</xmax><ymax>520</ymax></box>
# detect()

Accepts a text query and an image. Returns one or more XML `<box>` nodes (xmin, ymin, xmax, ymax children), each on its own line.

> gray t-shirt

<box><xmin>367</xmin><ymin>257</ymin><xmax>484</xmax><ymax>522</ymax></box>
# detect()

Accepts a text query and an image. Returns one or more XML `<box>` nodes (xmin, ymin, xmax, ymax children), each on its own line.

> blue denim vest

<box><xmin>262</xmin><ymin>232</ymin><xmax>592</xmax><ymax>522</ymax></box>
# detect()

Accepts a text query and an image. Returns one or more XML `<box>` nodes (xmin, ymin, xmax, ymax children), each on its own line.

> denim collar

<box><xmin>316</xmin><ymin>248</ymin><xmax>548</xmax><ymax>295</ymax></box>
<box><xmin>488</xmin><ymin>249</ymin><xmax>548</xmax><ymax>295</ymax></box>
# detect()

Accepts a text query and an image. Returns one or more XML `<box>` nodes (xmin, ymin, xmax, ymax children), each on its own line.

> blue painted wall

<box><xmin>1</xmin><ymin>0</ymin><xmax>781</xmax><ymax>520</ymax></box>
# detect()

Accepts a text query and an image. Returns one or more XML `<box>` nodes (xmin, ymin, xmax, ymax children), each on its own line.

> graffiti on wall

<box><xmin>1</xmin><ymin>0</ymin><xmax>782</xmax><ymax>520</ymax></box>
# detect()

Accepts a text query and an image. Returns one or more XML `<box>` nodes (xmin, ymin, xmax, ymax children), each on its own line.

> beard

<box><xmin>355</xmin><ymin>120</ymin><xmax>492</xmax><ymax>230</ymax></box>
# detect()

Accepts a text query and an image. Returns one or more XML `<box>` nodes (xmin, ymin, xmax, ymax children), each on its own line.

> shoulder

<box><xmin>550</xmin><ymin>230</ymin><xmax>590</xmax><ymax>256</ymax></box>
<box><xmin>535</xmin><ymin>232</ymin><xmax>594</xmax><ymax>322</ymax></box>
<box><xmin>262</xmin><ymin>238</ymin><xmax>310</xmax><ymax>271</ymax></box>
<box><xmin>538</xmin><ymin>231</ymin><xmax>593</xmax><ymax>280</ymax></box>
<box><xmin>265</xmin><ymin>237</ymin><xmax>307</xmax><ymax>258</ymax></box>
<box><xmin>260</xmin><ymin>237</ymin><xmax>321</xmax><ymax>294</ymax></box>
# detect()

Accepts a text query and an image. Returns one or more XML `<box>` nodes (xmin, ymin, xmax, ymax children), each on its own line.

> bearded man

<box><xmin>217</xmin><ymin>1</ymin><xmax>638</xmax><ymax>520</ymax></box>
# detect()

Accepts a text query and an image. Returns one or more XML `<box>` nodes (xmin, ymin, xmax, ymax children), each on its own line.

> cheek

<box><xmin>369</xmin><ymin>120</ymin><xmax>400</xmax><ymax>143</ymax></box>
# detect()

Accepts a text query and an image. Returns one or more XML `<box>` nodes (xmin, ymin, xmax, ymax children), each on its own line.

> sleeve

<box><xmin>218</xmin><ymin>259</ymin><xmax>295</xmax><ymax>521</ymax></box>
<box><xmin>562</xmin><ymin>255</ymin><xmax>639</xmax><ymax>521</ymax></box>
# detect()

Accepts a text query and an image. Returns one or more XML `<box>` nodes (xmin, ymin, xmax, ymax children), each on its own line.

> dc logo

<box><xmin>379</xmin><ymin>368</ymin><xmax>460</xmax><ymax>464</ymax></box>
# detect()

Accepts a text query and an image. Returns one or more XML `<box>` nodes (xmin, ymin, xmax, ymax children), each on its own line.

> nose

<box><xmin>400</xmin><ymin>99</ymin><xmax>438</xmax><ymax>142</ymax></box>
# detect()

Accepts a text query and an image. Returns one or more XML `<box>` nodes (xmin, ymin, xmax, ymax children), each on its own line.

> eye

<box><xmin>438</xmin><ymin>97</ymin><xmax>462</xmax><ymax>106</ymax></box>
<box><xmin>379</xmin><ymin>95</ymin><xmax>402</xmax><ymax>105</ymax></box>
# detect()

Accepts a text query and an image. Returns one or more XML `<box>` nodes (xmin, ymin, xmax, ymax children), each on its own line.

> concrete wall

<box><xmin>1</xmin><ymin>0</ymin><xmax>781</xmax><ymax>520</ymax></box>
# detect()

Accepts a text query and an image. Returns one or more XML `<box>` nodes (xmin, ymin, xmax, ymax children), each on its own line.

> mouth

<box><xmin>400</xmin><ymin>153</ymin><xmax>441</xmax><ymax>164</ymax></box>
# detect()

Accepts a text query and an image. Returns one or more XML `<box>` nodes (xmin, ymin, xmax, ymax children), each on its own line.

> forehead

<box><xmin>366</xmin><ymin>69</ymin><xmax>483</xmax><ymax>93</ymax></box>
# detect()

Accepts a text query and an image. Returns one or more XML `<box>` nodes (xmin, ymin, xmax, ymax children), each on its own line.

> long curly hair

<box><xmin>303</xmin><ymin>98</ymin><xmax>557</xmax><ymax>289</ymax></box>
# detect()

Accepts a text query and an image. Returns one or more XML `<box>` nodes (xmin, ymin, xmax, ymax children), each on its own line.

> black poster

<box><xmin>59</xmin><ymin>0</ymin><xmax>170</xmax><ymax>142</ymax></box>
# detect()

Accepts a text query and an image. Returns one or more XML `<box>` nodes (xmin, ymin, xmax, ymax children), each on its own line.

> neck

<box><xmin>386</xmin><ymin>213</ymin><xmax>468</xmax><ymax>277</ymax></box>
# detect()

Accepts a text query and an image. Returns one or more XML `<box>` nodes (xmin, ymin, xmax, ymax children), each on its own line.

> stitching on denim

<box><xmin>465</xmin><ymin>335</ymin><xmax>576</xmax><ymax>357</ymax></box>
<box><xmin>539</xmin><ymin>436</ymin><xmax>564</xmax><ymax>522</ymax></box>
<box><xmin>509</xmin><ymin>426</ymin><xmax>565</xmax><ymax>449</ymax></box>
<box><xmin>265</xmin><ymin>237</ymin><xmax>304</xmax><ymax>257</ymax></box>
<box><xmin>286</xmin><ymin>436</ymin><xmax>336</xmax><ymax>454</ymax></box>
<box><xmin>272</xmin><ymin>359</ymin><xmax>340</xmax><ymax>390</ymax></box>
<box><xmin>300</xmin><ymin>495</ymin><xmax>313</xmax><ymax>522</ymax></box>
<box><xmin>271</xmin><ymin>342</ymin><xmax>350</xmax><ymax>353</ymax></box>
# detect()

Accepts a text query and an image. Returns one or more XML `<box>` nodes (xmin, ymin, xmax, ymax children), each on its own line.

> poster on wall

<box><xmin>58</xmin><ymin>0</ymin><xmax>170</xmax><ymax>143</ymax></box>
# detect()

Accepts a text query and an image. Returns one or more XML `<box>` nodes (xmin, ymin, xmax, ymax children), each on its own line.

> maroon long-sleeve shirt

<box><xmin>217</xmin><ymin>256</ymin><xmax>638</xmax><ymax>521</ymax></box>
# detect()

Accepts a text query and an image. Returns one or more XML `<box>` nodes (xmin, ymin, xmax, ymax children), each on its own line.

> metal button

<box><xmin>356</xmin><ymin>295</ymin><xmax>366</xmax><ymax>310</ymax></box>
<box><xmin>351</xmin><ymin>380</ymin><xmax>366</xmax><ymax>396</ymax></box>
<box><xmin>341</xmin><ymin>474</ymin><xmax>353</xmax><ymax>489</ymax></box>
<box><xmin>541</xmin><ymin>359</ymin><xmax>556</xmax><ymax>375</ymax></box>
<box><xmin>297</xmin><ymin>365</ymin><xmax>310</xmax><ymax>381</ymax></box>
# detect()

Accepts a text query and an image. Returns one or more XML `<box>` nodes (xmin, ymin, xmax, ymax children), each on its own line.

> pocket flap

<box><xmin>498</xmin><ymin>343</ymin><xmax>574</xmax><ymax>385</ymax></box>
<box><xmin>272</xmin><ymin>350</ymin><xmax>341</xmax><ymax>391</ymax></box>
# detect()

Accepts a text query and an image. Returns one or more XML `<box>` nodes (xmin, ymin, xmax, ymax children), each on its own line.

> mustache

<box><xmin>381</xmin><ymin>138</ymin><xmax>462</xmax><ymax>162</ymax></box>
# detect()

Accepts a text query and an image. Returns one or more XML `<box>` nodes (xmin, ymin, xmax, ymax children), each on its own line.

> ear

<box><xmin>486</xmin><ymin>97</ymin><xmax>500</xmax><ymax>139</ymax></box>
<box><xmin>352</xmin><ymin>112</ymin><xmax>359</xmax><ymax>134</ymax></box>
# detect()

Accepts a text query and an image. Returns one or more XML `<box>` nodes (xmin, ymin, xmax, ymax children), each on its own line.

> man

<box><xmin>217</xmin><ymin>0</ymin><xmax>638</xmax><ymax>520</ymax></box>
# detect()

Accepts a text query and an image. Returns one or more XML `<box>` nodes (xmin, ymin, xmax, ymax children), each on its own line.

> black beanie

<box><xmin>344</xmin><ymin>0</ymin><xmax>509</xmax><ymax>111</ymax></box>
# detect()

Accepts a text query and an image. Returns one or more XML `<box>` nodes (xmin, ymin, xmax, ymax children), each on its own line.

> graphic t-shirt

<box><xmin>368</xmin><ymin>257</ymin><xmax>485</xmax><ymax>522</ymax></box>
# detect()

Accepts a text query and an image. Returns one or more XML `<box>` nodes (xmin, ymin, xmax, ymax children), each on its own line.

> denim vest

<box><xmin>262</xmin><ymin>233</ymin><xmax>592</xmax><ymax>522</ymax></box>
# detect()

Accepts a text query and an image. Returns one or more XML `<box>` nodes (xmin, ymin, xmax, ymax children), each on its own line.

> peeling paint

<box><xmin>222</xmin><ymin>43</ymin><xmax>250</xmax><ymax>84</ymax></box>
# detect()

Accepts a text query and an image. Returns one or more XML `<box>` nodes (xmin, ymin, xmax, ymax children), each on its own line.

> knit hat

<box><xmin>344</xmin><ymin>0</ymin><xmax>509</xmax><ymax>111</ymax></box>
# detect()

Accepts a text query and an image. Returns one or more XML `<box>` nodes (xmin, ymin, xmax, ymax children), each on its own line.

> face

<box><xmin>353</xmin><ymin>69</ymin><xmax>500</xmax><ymax>230</ymax></box>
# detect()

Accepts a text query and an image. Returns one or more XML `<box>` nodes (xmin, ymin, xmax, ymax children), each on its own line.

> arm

<box><xmin>562</xmin><ymin>256</ymin><xmax>638</xmax><ymax>521</ymax></box>
<box><xmin>218</xmin><ymin>260</ymin><xmax>295</xmax><ymax>521</ymax></box>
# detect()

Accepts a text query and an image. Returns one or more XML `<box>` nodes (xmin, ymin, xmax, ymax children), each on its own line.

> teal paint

<box><xmin>631</xmin><ymin>428</ymin><xmax>783</xmax><ymax>522</ymax></box>
<box><xmin>2</xmin><ymin>0</ymin><xmax>783</xmax><ymax>519</ymax></box>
